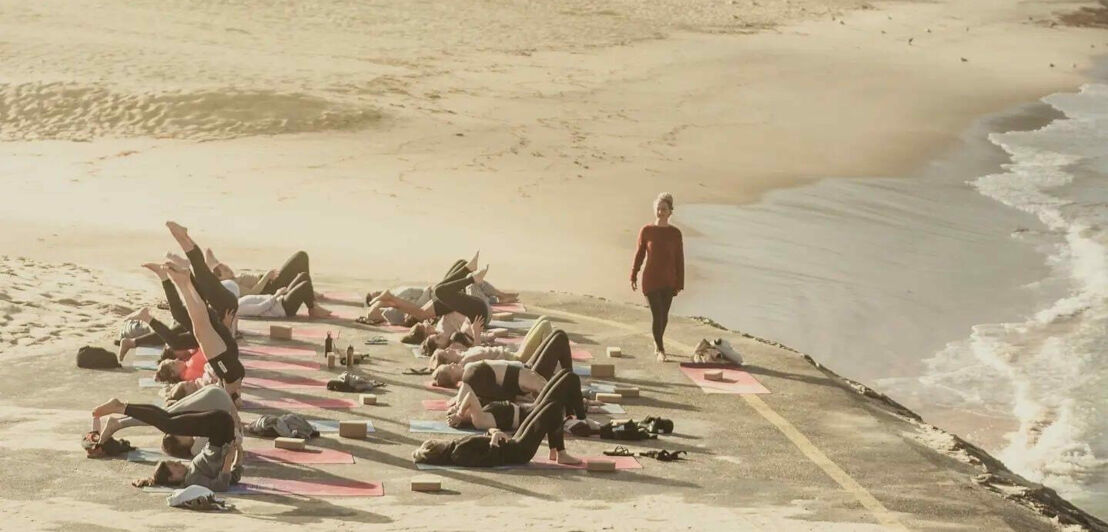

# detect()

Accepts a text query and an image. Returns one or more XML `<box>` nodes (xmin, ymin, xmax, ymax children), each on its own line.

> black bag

<box><xmin>76</xmin><ymin>346</ymin><xmax>121</xmax><ymax>369</ymax></box>
<box><xmin>599</xmin><ymin>420</ymin><xmax>656</xmax><ymax>441</ymax></box>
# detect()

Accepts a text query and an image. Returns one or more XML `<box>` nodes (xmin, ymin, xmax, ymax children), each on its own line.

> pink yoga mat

<box><xmin>320</xmin><ymin>291</ymin><xmax>365</xmax><ymax>304</ymax></box>
<box><xmin>329</xmin><ymin>306</ymin><xmax>364</xmax><ymax>320</ymax></box>
<box><xmin>422</xmin><ymin>399</ymin><xmax>451</xmax><ymax>411</ymax></box>
<box><xmin>241</xmin><ymin>346</ymin><xmax>318</xmax><ymax>357</ymax></box>
<box><xmin>528</xmin><ymin>455</ymin><xmax>641</xmax><ymax>470</ymax></box>
<box><xmin>245</xmin><ymin>376</ymin><xmax>328</xmax><ymax>389</ymax></box>
<box><xmin>243</xmin><ymin>359</ymin><xmax>320</xmax><ymax>371</ymax></box>
<box><xmin>491</xmin><ymin>302</ymin><xmax>526</xmax><ymax>313</ymax></box>
<box><xmin>242</xmin><ymin>397</ymin><xmax>358</xmax><ymax>410</ymax></box>
<box><xmin>247</xmin><ymin>447</ymin><xmax>355</xmax><ymax>465</ymax></box>
<box><xmin>678</xmin><ymin>363</ymin><xmax>770</xmax><ymax>394</ymax></box>
<box><xmin>242</xmin><ymin>478</ymin><xmax>383</xmax><ymax>497</ymax></box>
<box><xmin>240</xmin><ymin>324</ymin><xmax>337</xmax><ymax>340</ymax></box>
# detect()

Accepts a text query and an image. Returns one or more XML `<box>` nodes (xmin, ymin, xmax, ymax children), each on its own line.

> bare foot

<box><xmin>466</xmin><ymin>250</ymin><xmax>480</xmax><ymax>272</ymax></box>
<box><xmin>308</xmin><ymin>305</ymin><xmax>334</xmax><ymax>319</ymax></box>
<box><xmin>204</xmin><ymin>247</ymin><xmax>219</xmax><ymax>266</ymax></box>
<box><xmin>141</xmin><ymin>262</ymin><xmax>168</xmax><ymax>281</ymax></box>
<box><xmin>125</xmin><ymin>307</ymin><xmax>152</xmax><ymax>324</ymax></box>
<box><xmin>92</xmin><ymin>398</ymin><xmax>126</xmax><ymax>418</ymax></box>
<box><xmin>99</xmin><ymin>416</ymin><xmax>122</xmax><ymax>441</ymax></box>
<box><xmin>165</xmin><ymin>221</ymin><xmax>190</xmax><ymax>243</ymax></box>
<box><xmin>471</xmin><ymin>265</ymin><xmax>489</xmax><ymax>285</ymax></box>
<box><xmin>555</xmin><ymin>450</ymin><xmax>583</xmax><ymax>465</ymax></box>
<box><xmin>656</xmin><ymin>349</ymin><xmax>667</xmax><ymax>363</ymax></box>
<box><xmin>369</xmin><ymin>290</ymin><xmax>393</xmax><ymax>307</ymax></box>
<box><xmin>117</xmin><ymin>337</ymin><xmax>136</xmax><ymax>363</ymax></box>
<box><xmin>164</xmin><ymin>252</ymin><xmax>189</xmax><ymax>270</ymax></box>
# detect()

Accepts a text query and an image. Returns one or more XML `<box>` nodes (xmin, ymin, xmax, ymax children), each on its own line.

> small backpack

<box><xmin>76</xmin><ymin>346</ymin><xmax>121</xmax><ymax>369</ymax></box>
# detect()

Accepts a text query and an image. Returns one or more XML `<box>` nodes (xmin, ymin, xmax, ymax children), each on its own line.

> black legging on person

<box><xmin>130</xmin><ymin>279</ymin><xmax>199</xmax><ymax>351</ymax></box>
<box><xmin>645</xmin><ymin>289</ymin><xmax>674</xmax><ymax>352</ymax></box>
<box><xmin>261</xmin><ymin>251</ymin><xmax>310</xmax><ymax>295</ymax></box>
<box><xmin>279</xmin><ymin>272</ymin><xmax>317</xmax><ymax>316</ymax></box>
<box><xmin>123</xmin><ymin>404</ymin><xmax>235</xmax><ymax>446</ymax></box>
<box><xmin>185</xmin><ymin>246</ymin><xmax>238</xmax><ymax>319</ymax></box>
<box><xmin>499</xmin><ymin>369</ymin><xmax>583</xmax><ymax>464</ymax></box>
<box><xmin>525</xmin><ymin>329</ymin><xmax>574</xmax><ymax>379</ymax></box>
<box><xmin>431</xmin><ymin>261</ymin><xmax>489</xmax><ymax>324</ymax></box>
<box><xmin>204</xmin><ymin>305</ymin><xmax>245</xmax><ymax>384</ymax></box>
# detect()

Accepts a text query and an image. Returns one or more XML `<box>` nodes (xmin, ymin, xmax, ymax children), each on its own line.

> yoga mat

<box><xmin>247</xmin><ymin>447</ymin><xmax>354</xmax><ymax>465</ymax></box>
<box><xmin>678</xmin><ymin>363</ymin><xmax>770</xmax><ymax>394</ymax></box>
<box><xmin>584</xmin><ymin>382</ymin><xmax>616</xmax><ymax>394</ymax></box>
<box><xmin>245</xmin><ymin>376</ymin><xmax>328</xmax><ymax>389</ymax></box>
<box><xmin>491</xmin><ymin>302</ymin><xmax>526</xmax><ymax>313</ymax></box>
<box><xmin>573</xmin><ymin>366</ymin><xmax>590</xmax><ymax>377</ymax></box>
<box><xmin>323</xmin><ymin>305</ymin><xmax>363</xmax><ymax>321</ymax></box>
<box><xmin>243</xmin><ymin>359</ymin><xmax>320</xmax><ymax>371</ymax></box>
<box><xmin>422</xmin><ymin>399</ymin><xmax>451</xmax><ymax>411</ymax></box>
<box><xmin>133</xmin><ymin>346</ymin><xmax>163</xmax><ymax>358</ymax></box>
<box><xmin>489</xmin><ymin>319</ymin><xmax>536</xmax><ymax>330</ymax></box>
<box><xmin>423</xmin><ymin>399</ymin><xmax>621</xmax><ymax>414</ymax></box>
<box><xmin>242</xmin><ymin>397</ymin><xmax>359</xmax><ymax>410</ymax></box>
<box><xmin>134</xmin><ymin>361</ymin><xmax>158</xmax><ymax>371</ymax></box>
<box><xmin>239</xmin><ymin>323</ymin><xmax>337</xmax><ymax>340</ymax></box>
<box><xmin>127</xmin><ymin>449</ymin><xmax>170</xmax><ymax>462</ymax></box>
<box><xmin>139</xmin><ymin>377</ymin><xmax>160</xmax><ymax>388</ymax></box>
<box><xmin>321</xmin><ymin>291</ymin><xmax>364</xmax><ymax>305</ymax></box>
<box><xmin>240</xmin><ymin>345</ymin><xmax>317</xmax><ymax>357</ymax></box>
<box><xmin>409</xmin><ymin>420</ymin><xmax>482</xmax><ymax>435</ymax></box>
<box><xmin>309</xmin><ymin>420</ymin><xmax>341</xmax><ymax>433</ymax></box>
<box><xmin>144</xmin><ymin>478</ymin><xmax>384</xmax><ymax>497</ymax></box>
<box><xmin>416</xmin><ymin>455</ymin><xmax>641</xmax><ymax>471</ymax></box>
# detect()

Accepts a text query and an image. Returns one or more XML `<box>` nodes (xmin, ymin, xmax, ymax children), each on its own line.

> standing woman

<box><xmin>630</xmin><ymin>193</ymin><xmax>684</xmax><ymax>362</ymax></box>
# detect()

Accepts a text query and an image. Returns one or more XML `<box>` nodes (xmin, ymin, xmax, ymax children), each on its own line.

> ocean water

<box><xmin>678</xmin><ymin>84</ymin><xmax>1108</xmax><ymax>517</ymax></box>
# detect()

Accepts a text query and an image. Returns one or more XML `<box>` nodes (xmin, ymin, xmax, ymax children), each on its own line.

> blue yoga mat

<box><xmin>409</xmin><ymin>420</ymin><xmax>483</xmax><ymax>435</ymax></box>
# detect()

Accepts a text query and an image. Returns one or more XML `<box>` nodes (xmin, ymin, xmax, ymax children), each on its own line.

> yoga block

<box><xmin>339</xmin><ymin>421</ymin><xmax>367</xmax><ymax>439</ymax></box>
<box><xmin>275</xmin><ymin>437</ymin><xmax>305</xmax><ymax>450</ymax></box>
<box><xmin>614</xmin><ymin>386</ymin><xmax>639</xmax><ymax>398</ymax></box>
<box><xmin>590</xmin><ymin>364</ymin><xmax>615</xmax><ymax>378</ymax></box>
<box><xmin>595</xmin><ymin>393</ymin><xmax>622</xmax><ymax>404</ymax></box>
<box><xmin>491</xmin><ymin>311</ymin><xmax>513</xmax><ymax>320</ymax></box>
<box><xmin>587</xmin><ymin>460</ymin><xmax>616</xmax><ymax>472</ymax></box>
<box><xmin>270</xmin><ymin>325</ymin><xmax>293</xmax><ymax>340</ymax></box>
<box><xmin>360</xmin><ymin>394</ymin><xmax>377</xmax><ymax>405</ymax></box>
<box><xmin>704</xmin><ymin>370</ymin><xmax>725</xmax><ymax>382</ymax></box>
<box><xmin>411</xmin><ymin>476</ymin><xmax>441</xmax><ymax>492</ymax></box>
<box><xmin>606</xmin><ymin>347</ymin><xmax>622</xmax><ymax>358</ymax></box>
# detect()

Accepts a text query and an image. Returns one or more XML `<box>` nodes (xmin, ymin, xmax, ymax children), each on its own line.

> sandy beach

<box><xmin>2</xmin><ymin>0</ymin><xmax>1108</xmax><ymax>529</ymax></box>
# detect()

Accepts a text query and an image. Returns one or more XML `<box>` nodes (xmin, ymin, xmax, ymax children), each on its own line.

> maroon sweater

<box><xmin>631</xmin><ymin>224</ymin><xmax>684</xmax><ymax>295</ymax></box>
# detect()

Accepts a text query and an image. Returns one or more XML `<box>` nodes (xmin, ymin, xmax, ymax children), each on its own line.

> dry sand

<box><xmin>2</xmin><ymin>0</ymin><xmax>1108</xmax><ymax>529</ymax></box>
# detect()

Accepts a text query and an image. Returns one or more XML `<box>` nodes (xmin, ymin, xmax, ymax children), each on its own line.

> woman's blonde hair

<box><xmin>654</xmin><ymin>192</ymin><xmax>674</xmax><ymax>212</ymax></box>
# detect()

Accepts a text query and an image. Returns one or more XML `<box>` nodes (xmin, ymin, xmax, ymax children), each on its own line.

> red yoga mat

<box><xmin>243</xmin><ymin>359</ymin><xmax>320</xmax><ymax>371</ymax></box>
<box><xmin>240</xmin><ymin>323</ymin><xmax>336</xmax><ymax>340</ymax></box>
<box><xmin>245</xmin><ymin>376</ymin><xmax>328</xmax><ymax>389</ymax></box>
<box><xmin>247</xmin><ymin>447</ymin><xmax>355</xmax><ymax>465</ymax></box>
<box><xmin>528</xmin><ymin>455</ymin><xmax>642</xmax><ymax>470</ymax></box>
<box><xmin>422</xmin><ymin>399</ymin><xmax>450</xmax><ymax>411</ymax></box>
<box><xmin>242</xmin><ymin>397</ymin><xmax>358</xmax><ymax>410</ymax></box>
<box><xmin>241</xmin><ymin>478</ymin><xmax>383</xmax><ymax>497</ymax></box>
<box><xmin>491</xmin><ymin>302</ymin><xmax>526</xmax><ymax>313</ymax></box>
<box><xmin>320</xmin><ymin>291</ymin><xmax>365</xmax><ymax>304</ymax></box>
<box><xmin>678</xmin><ymin>363</ymin><xmax>770</xmax><ymax>394</ymax></box>
<box><xmin>241</xmin><ymin>346</ymin><xmax>318</xmax><ymax>357</ymax></box>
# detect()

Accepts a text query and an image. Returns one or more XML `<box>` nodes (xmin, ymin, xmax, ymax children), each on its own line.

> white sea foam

<box><xmin>922</xmin><ymin>83</ymin><xmax>1108</xmax><ymax>508</ymax></box>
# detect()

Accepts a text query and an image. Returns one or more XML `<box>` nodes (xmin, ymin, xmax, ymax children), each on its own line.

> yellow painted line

<box><xmin>528</xmin><ymin>304</ymin><xmax>909</xmax><ymax>531</ymax></box>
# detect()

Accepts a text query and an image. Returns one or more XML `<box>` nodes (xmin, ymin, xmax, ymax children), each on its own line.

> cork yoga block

<box><xmin>595</xmin><ymin>393</ymin><xmax>622</xmax><ymax>403</ymax></box>
<box><xmin>587</xmin><ymin>460</ymin><xmax>616</xmax><ymax>472</ymax></box>
<box><xmin>703</xmin><ymin>370</ymin><xmax>725</xmax><ymax>382</ymax></box>
<box><xmin>606</xmin><ymin>347</ymin><xmax>622</xmax><ymax>358</ymax></box>
<box><xmin>360</xmin><ymin>394</ymin><xmax>377</xmax><ymax>405</ymax></box>
<box><xmin>411</xmin><ymin>476</ymin><xmax>442</xmax><ymax>492</ymax></box>
<box><xmin>339</xmin><ymin>421</ymin><xmax>367</xmax><ymax>439</ymax></box>
<box><xmin>274</xmin><ymin>437</ymin><xmax>305</xmax><ymax>450</ymax></box>
<box><xmin>614</xmin><ymin>386</ymin><xmax>639</xmax><ymax>398</ymax></box>
<box><xmin>590</xmin><ymin>364</ymin><xmax>615</xmax><ymax>378</ymax></box>
<box><xmin>270</xmin><ymin>325</ymin><xmax>293</xmax><ymax>340</ymax></box>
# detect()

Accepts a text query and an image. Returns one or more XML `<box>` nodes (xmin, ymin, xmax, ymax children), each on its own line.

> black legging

<box><xmin>279</xmin><ymin>272</ymin><xmax>316</xmax><ymax>316</ymax></box>
<box><xmin>526</xmin><ymin>329</ymin><xmax>573</xmax><ymax>379</ymax></box>
<box><xmin>645</xmin><ymin>289</ymin><xmax>674</xmax><ymax>352</ymax></box>
<box><xmin>499</xmin><ymin>369</ymin><xmax>583</xmax><ymax>464</ymax></box>
<box><xmin>262</xmin><ymin>251</ymin><xmax>310</xmax><ymax>295</ymax></box>
<box><xmin>185</xmin><ymin>246</ymin><xmax>238</xmax><ymax>319</ymax></box>
<box><xmin>205</xmin><ymin>305</ymin><xmax>244</xmax><ymax>384</ymax></box>
<box><xmin>123</xmin><ymin>404</ymin><xmax>235</xmax><ymax>446</ymax></box>
<box><xmin>431</xmin><ymin>261</ymin><xmax>489</xmax><ymax>324</ymax></box>
<box><xmin>130</xmin><ymin>279</ymin><xmax>199</xmax><ymax>350</ymax></box>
